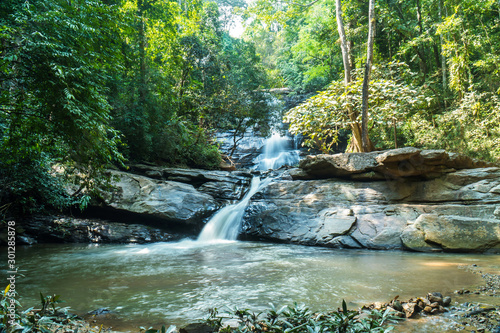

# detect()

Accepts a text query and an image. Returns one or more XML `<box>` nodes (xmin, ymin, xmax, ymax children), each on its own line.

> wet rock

<box><xmin>430</xmin><ymin>308</ymin><xmax>440</xmax><ymax>314</ymax></box>
<box><xmin>363</xmin><ymin>291</ymin><xmax>454</xmax><ymax>323</ymax></box>
<box><xmin>405</xmin><ymin>214</ymin><xmax>500</xmax><ymax>252</ymax></box>
<box><xmin>443</xmin><ymin>296</ymin><xmax>452</xmax><ymax>307</ymax></box>
<box><xmin>128</xmin><ymin>165</ymin><xmax>253</xmax><ymax>203</ymax></box>
<box><xmin>314</xmin><ymin>208</ymin><xmax>356</xmax><ymax>242</ymax></box>
<box><xmin>16</xmin><ymin>216</ymin><xmax>177</xmax><ymax>244</ymax></box>
<box><xmin>17</xmin><ymin>235</ymin><xmax>37</xmax><ymax>245</ymax></box>
<box><xmin>287</xmin><ymin>168</ymin><xmax>311</xmax><ymax>180</ymax></box>
<box><xmin>428</xmin><ymin>292</ymin><xmax>444</xmax><ymax>305</ymax></box>
<box><xmin>400</xmin><ymin>226</ymin><xmax>441</xmax><ymax>252</ymax></box>
<box><xmin>403</xmin><ymin>302</ymin><xmax>418</xmax><ymax>318</ymax></box>
<box><xmin>87</xmin><ymin>308</ymin><xmax>113</xmax><ymax>316</ymax></box>
<box><xmin>179</xmin><ymin>323</ymin><xmax>213</xmax><ymax>333</ymax></box>
<box><xmin>392</xmin><ymin>300</ymin><xmax>403</xmax><ymax>312</ymax></box>
<box><xmin>430</xmin><ymin>302</ymin><xmax>440</xmax><ymax>308</ymax></box>
<box><xmin>85</xmin><ymin>308</ymin><xmax>118</xmax><ymax>321</ymax></box>
<box><xmin>243</xmin><ymin>167</ymin><xmax>500</xmax><ymax>252</ymax></box>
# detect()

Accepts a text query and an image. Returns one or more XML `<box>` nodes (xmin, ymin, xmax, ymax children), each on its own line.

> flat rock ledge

<box><xmin>290</xmin><ymin>147</ymin><xmax>496</xmax><ymax>180</ymax></box>
<box><xmin>128</xmin><ymin>165</ymin><xmax>254</xmax><ymax>202</ymax></box>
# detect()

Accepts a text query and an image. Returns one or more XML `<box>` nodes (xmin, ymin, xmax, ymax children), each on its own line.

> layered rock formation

<box><xmin>96</xmin><ymin>167</ymin><xmax>253</xmax><ymax>231</ymax></box>
<box><xmin>291</xmin><ymin>147</ymin><xmax>494</xmax><ymax>180</ymax></box>
<box><xmin>9</xmin><ymin>167</ymin><xmax>254</xmax><ymax>244</ymax></box>
<box><xmin>242</xmin><ymin>148</ymin><xmax>500</xmax><ymax>253</ymax></box>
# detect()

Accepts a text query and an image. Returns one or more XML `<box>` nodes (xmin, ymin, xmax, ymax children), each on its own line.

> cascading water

<box><xmin>254</xmin><ymin>132</ymin><xmax>301</xmax><ymax>171</ymax></box>
<box><xmin>197</xmin><ymin>177</ymin><xmax>270</xmax><ymax>243</ymax></box>
<box><xmin>197</xmin><ymin>130</ymin><xmax>299</xmax><ymax>243</ymax></box>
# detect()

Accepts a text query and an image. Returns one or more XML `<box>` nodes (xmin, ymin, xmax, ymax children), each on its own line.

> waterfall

<box><xmin>254</xmin><ymin>132</ymin><xmax>301</xmax><ymax>171</ymax></box>
<box><xmin>197</xmin><ymin>130</ymin><xmax>298</xmax><ymax>243</ymax></box>
<box><xmin>197</xmin><ymin>177</ymin><xmax>270</xmax><ymax>243</ymax></box>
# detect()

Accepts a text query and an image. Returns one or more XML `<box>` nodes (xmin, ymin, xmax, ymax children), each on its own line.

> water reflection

<box><xmin>14</xmin><ymin>242</ymin><xmax>490</xmax><ymax>330</ymax></box>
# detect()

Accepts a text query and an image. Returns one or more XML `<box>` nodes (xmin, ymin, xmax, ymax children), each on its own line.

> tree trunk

<box><xmin>336</xmin><ymin>0</ymin><xmax>364</xmax><ymax>152</ymax></box>
<box><xmin>360</xmin><ymin>0</ymin><xmax>375</xmax><ymax>152</ymax></box>
<box><xmin>393</xmin><ymin>118</ymin><xmax>398</xmax><ymax>148</ymax></box>
<box><xmin>138</xmin><ymin>0</ymin><xmax>147</xmax><ymax>103</ymax></box>
<box><xmin>336</xmin><ymin>0</ymin><xmax>351</xmax><ymax>86</ymax></box>
<box><xmin>439</xmin><ymin>0</ymin><xmax>447</xmax><ymax>92</ymax></box>
<box><xmin>415</xmin><ymin>0</ymin><xmax>428</xmax><ymax>77</ymax></box>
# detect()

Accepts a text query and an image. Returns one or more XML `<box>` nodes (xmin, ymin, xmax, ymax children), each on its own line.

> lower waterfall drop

<box><xmin>197</xmin><ymin>177</ymin><xmax>270</xmax><ymax>243</ymax></box>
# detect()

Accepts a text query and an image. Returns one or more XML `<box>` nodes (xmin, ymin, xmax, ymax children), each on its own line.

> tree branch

<box><xmin>287</xmin><ymin>0</ymin><xmax>320</xmax><ymax>8</ymax></box>
<box><xmin>0</xmin><ymin>107</ymin><xmax>48</xmax><ymax>120</ymax></box>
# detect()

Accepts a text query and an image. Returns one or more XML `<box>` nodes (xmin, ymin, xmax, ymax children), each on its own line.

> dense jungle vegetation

<box><xmin>1</xmin><ymin>0</ymin><xmax>499</xmax><ymax>216</ymax></box>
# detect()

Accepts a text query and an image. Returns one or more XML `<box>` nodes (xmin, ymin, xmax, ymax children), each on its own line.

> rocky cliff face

<box><xmin>10</xmin><ymin>167</ymin><xmax>255</xmax><ymax>245</ymax></box>
<box><xmin>242</xmin><ymin>149</ymin><xmax>500</xmax><ymax>253</ymax></box>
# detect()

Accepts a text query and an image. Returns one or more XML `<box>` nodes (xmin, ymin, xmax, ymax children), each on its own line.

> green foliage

<box><xmin>407</xmin><ymin>91</ymin><xmax>500</xmax><ymax>161</ymax></box>
<box><xmin>152</xmin><ymin>117</ymin><xmax>221</xmax><ymax>169</ymax></box>
<box><xmin>111</xmin><ymin>0</ymin><xmax>272</xmax><ymax>165</ymax></box>
<box><xmin>248</xmin><ymin>0</ymin><xmax>500</xmax><ymax>161</ymax></box>
<box><xmin>0</xmin><ymin>0</ymin><xmax>124</xmax><ymax>216</ymax></box>
<box><xmin>206</xmin><ymin>301</ymin><xmax>399</xmax><ymax>333</ymax></box>
<box><xmin>0</xmin><ymin>154</ymin><xmax>82</xmax><ymax>217</ymax></box>
<box><xmin>1</xmin><ymin>286</ymin><xmax>78</xmax><ymax>333</ymax></box>
<box><xmin>285</xmin><ymin>63</ymin><xmax>428</xmax><ymax>153</ymax></box>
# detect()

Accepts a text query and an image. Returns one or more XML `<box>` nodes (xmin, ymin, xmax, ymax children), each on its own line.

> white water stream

<box><xmin>197</xmin><ymin>177</ymin><xmax>271</xmax><ymax>243</ymax></box>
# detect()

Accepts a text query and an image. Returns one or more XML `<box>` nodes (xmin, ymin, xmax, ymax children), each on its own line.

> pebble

<box><xmin>447</xmin><ymin>265</ymin><xmax>500</xmax><ymax>332</ymax></box>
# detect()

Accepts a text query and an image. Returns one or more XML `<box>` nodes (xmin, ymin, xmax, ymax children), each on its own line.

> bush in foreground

<box><xmin>204</xmin><ymin>301</ymin><xmax>399</xmax><ymax>333</ymax></box>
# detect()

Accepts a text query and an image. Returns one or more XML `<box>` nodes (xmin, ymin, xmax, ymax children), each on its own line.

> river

<box><xmin>14</xmin><ymin>241</ymin><xmax>496</xmax><ymax>331</ymax></box>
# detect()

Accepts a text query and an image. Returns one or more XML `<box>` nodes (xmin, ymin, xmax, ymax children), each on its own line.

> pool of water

<box><xmin>11</xmin><ymin>241</ymin><xmax>497</xmax><ymax>331</ymax></box>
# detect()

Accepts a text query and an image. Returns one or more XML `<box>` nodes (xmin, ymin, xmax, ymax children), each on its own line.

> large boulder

<box><xmin>293</xmin><ymin>148</ymin><xmax>496</xmax><ymax>180</ymax></box>
<box><xmin>297</xmin><ymin>152</ymin><xmax>379</xmax><ymax>179</ymax></box>
<box><xmin>241</xmin><ymin>167</ymin><xmax>500</xmax><ymax>253</ymax></box>
<box><xmin>402</xmin><ymin>214</ymin><xmax>500</xmax><ymax>252</ymax></box>
<box><xmin>104</xmin><ymin>171</ymin><xmax>218</xmax><ymax>227</ymax></box>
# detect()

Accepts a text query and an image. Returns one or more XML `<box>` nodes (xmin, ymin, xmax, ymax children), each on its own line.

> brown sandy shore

<box><xmin>34</xmin><ymin>264</ymin><xmax>500</xmax><ymax>333</ymax></box>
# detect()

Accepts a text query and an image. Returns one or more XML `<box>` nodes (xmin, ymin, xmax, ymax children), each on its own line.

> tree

<box><xmin>285</xmin><ymin>63</ymin><xmax>427</xmax><ymax>153</ymax></box>
<box><xmin>0</xmin><ymin>0</ymin><xmax>124</xmax><ymax>215</ymax></box>
<box><xmin>334</xmin><ymin>0</ymin><xmax>367</xmax><ymax>152</ymax></box>
<box><xmin>248</xmin><ymin>0</ymin><xmax>377</xmax><ymax>152</ymax></box>
<box><xmin>360</xmin><ymin>0</ymin><xmax>375</xmax><ymax>152</ymax></box>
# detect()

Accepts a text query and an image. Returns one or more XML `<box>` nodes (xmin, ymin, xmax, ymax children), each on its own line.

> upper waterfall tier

<box><xmin>254</xmin><ymin>132</ymin><xmax>301</xmax><ymax>171</ymax></box>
